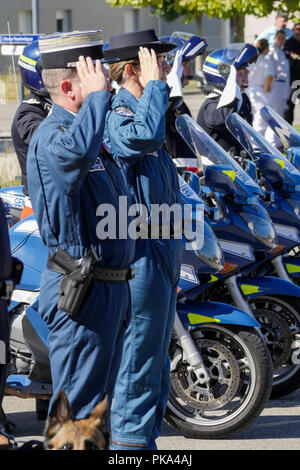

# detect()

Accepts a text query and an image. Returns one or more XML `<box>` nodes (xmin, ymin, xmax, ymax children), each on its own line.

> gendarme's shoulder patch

<box><xmin>114</xmin><ymin>106</ymin><xmax>135</xmax><ymax>117</ymax></box>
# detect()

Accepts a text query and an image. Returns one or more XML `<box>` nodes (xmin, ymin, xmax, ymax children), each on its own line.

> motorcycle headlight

<box><xmin>188</xmin><ymin>220</ymin><xmax>224</xmax><ymax>272</ymax></box>
<box><xmin>239</xmin><ymin>205</ymin><xmax>277</xmax><ymax>249</ymax></box>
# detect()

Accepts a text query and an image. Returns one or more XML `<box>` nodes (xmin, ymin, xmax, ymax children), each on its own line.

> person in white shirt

<box><xmin>255</xmin><ymin>12</ymin><xmax>292</xmax><ymax>46</ymax></box>
<box><xmin>248</xmin><ymin>38</ymin><xmax>275</xmax><ymax>138</ymax></box>
<box><xmin>265</xmin><ymin>29</ymin><xmax>290</xmax><ymax>148</ymax></box>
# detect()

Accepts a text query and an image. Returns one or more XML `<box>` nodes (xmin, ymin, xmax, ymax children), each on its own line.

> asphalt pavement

<box><xmin>2</xmin><ymin>387</ymin><xmax>300</xmax><ymax>451</ymax></box>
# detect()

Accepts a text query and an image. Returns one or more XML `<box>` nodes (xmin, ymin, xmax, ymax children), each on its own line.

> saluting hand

<box><xmin>76</xmin><ymin>56</ymin><xmax>107</xmax><ymax>99</ymax></box>
<box><xmin>138</xmin><ymin>47</ymin><xmax>161</xmax><ymax>89</ymax></box>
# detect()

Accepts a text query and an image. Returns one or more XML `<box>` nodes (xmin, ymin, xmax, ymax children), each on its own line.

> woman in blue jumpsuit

<box><xmin>26</xmin><ymin>32</ymin><xmax>135</xmax><ymax>420</ymax></box>
<box><xmin>104</xmin><ymin>29</ymin><xmax>182</xmax><ymax>450</ymax></box>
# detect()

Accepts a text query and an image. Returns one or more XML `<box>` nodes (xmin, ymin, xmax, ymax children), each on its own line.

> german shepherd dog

<box><xmin>44</xmin><ymin>390</ymin><xmax>109</xmax><ymax>450</ymax></box>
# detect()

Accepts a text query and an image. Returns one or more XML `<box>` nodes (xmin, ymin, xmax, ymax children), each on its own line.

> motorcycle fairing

<box><xmin>175</xmin><ymin>114</ymin><xmax>263</xmax><ymax>199</ymax></box>
<box><xmin>282</xmin><ymin>256</ymin><xmax>300</xmax><ymax>279</ymax></box>
<box><xmin>177</xmin><ymin>301</ymin><xmax>259</xmax><ymax>328</ymax></box>
<box><xmin>9</xmin><ymin>216</ymin><xmax>47</xmax><ymax>289</ymax></box>
<box><xmin>225</xmin><ymin>113</ymin><xmax>300</xmax><ymax>194</ymax></box>
<box><xmin>22</xmin><ymin>300</ymin><xmax>51</xmax><ymax>382</ymax></box>
<box><xmin>237</xmin><ymin>275</ymin><xmax>300</xmax><ymax>299</ymax></box>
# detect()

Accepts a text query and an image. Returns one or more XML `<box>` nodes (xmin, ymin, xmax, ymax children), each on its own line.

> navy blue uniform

<box><xmin>165</xmin><ymin>101</ymin><xmax>196</xmax><ymax>159</ymax></box>
<box><xmin>27</xmin><ymin>90</ymin><xmax>135</xmax><ymax>419</ymax></box>
<box><xmin>105</xmin><ymin>81</ymin><xmax>182</xmax><ymax>450</ymax></box>
<box><xmin>197</xmin><ymin>92</ymin><xmax>253</xmax><ymax>152</ymax></box>
<box><xmin>11</xmin><ymin>92</ymin><xmax>51</xmax><ymax>196</ymax></box>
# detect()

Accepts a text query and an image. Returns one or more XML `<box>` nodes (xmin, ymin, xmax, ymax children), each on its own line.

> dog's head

<box><xmin>44</xmin><ymin>390</ymin><xmax>109</xmax><ymax>450</ymax></box>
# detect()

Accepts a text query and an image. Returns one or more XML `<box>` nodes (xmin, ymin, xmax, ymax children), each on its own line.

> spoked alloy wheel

<box><xmin>165</xmin><ymin>324</ymin><xmax>273</xmax><ymax>439</ymax></box>
<box><xmin>250</xmin><ymin>295</ymin><xmax>300</xmax><ymax>399</ymax></box>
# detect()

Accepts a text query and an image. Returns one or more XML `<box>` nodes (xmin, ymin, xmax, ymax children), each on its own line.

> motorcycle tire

<box><xmin>165</xmin><ymin>324</ymin><xmax>273</xmax><ymax>439</ymax></box>
<box><xmin>249</xmin><ymin>295</ymin><xmax>300</xmax><ymax>399</ymax></box>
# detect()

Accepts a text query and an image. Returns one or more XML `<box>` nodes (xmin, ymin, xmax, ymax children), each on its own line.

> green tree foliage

<box><xmin>106</xmin><ymin>0</ymin><xmax>300</xmax><ymax>22</ymax></box>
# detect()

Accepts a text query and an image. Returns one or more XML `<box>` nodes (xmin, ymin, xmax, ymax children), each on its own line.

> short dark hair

<box><xmin>276</xmin><ymin>11</ymin><xmax>288</xmax><ymax>19</ymax></box>
<box><xmin>275</xmin><ymin>29</ymin><xmax>286</xmax><ymax>37</ymax></box>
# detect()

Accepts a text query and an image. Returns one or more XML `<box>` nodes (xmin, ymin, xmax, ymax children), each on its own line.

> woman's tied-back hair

<box><xmin>109</xmin><ymin>59</ymin><xmax>139</xmax><ymax>85</ymax></box>
<box><xmin>255</xmin><ymin>39</ymin><xmax>269</xmax><ymax>54</ymax></box>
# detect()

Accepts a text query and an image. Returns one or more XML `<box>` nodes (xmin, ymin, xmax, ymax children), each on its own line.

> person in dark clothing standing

<box><xmin>284</xmin><ymin>22</ymin><xmax>300</xmax><ymax>125</ymax></box>
<box><xmin>197</xmin><ymin>44</ymin><xmax>258</xmax><ymax>153</ymax></box>
<box><xmin>11</xmin><ymin>40</ymin><xmax>51</xmax><ymax>219</ymax></box>
<box><xmin>163</xmin><ymin>35</ymin><xmax>208</xmax><ymax>162</ymax></box>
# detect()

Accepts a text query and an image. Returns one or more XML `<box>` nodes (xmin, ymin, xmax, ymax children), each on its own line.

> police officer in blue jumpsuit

<box><xmin>104</xmin><ymin>29</ymin><xmax>182</xmax><ymax>450</ymax></box>
<box><xmin>26</xmin><ymin>31</ymin><xmax>135</xmax><ymax>421</ymax></box>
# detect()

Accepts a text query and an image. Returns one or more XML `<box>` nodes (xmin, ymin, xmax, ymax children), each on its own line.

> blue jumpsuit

<box><xmin>27</xmin><ymin>90</ymin><xmax>135</xmax><ymax>419</ymax></box>
<box><xmin>105</xmin><ymin>81</ymin><xmax>182</xmax><ymax>449</ymax></box>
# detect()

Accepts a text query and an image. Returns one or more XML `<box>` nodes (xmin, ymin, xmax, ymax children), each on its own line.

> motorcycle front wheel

<box><xmin>249</xmin><ymin>295</ymin><xmax>300</xmax><ymax>399</ymax></box>
<box><xmin>165</xmin><ymin>324</ymin><xmax>273</xmax><ymax>439</ymax></box>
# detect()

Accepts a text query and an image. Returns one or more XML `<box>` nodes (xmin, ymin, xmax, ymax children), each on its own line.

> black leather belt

<box><xmin>47</xmin><ymin>248</ymin><xmax>135</xmax><ymax>283</ymax></box>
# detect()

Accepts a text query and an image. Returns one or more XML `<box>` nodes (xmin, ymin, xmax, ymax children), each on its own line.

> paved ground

<box><xmin>2</xmin><ymin>387</ymin><xmax>300</xmax><ymax>450</ymax></box>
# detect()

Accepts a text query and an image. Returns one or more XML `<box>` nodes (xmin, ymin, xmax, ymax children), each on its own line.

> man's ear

<box><xmin>60</xmin><ymin>79</ymin><xmax>73</xmax><ymax>96</ymax></box>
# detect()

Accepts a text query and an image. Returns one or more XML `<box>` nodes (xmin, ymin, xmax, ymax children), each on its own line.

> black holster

<box><xmin>47</xmin><ymin>248</ymin><xmax>135</xmax><ymax>317</ymax></box>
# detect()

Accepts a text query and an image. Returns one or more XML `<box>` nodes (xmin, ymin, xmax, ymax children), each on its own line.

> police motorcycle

<box><xmin>260</xmin><ymin>105</ymin><xmax>300</xmax><ymax>173</ymax></box>
<box><xmin>225</xmin><ymin>112</ymin><xmax>300</xmax><ymax>276</ymax></box>
<box><xmin>4</xmin><ymin>174</ymin><xmax>276</xmax><ymax>439</ymax></box>
<box><xmin>172</xmin><ymin>114</ymin><xmax>300</xmax><ymax>402</ymax></box>
<box><xmin>0</xmin><ymin>187</ymin><xmax>25</xmax><ymax>228</ymax></box>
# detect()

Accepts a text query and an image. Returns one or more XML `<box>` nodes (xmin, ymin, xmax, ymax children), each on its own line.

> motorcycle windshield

<box><xmin>216</xmin><ymin>43</ymin><xmax>247</xmax><ymax>66</ymax></box>
<box><xmin>226</xmin><ymin>113</ymin><xmax>300</xmax><ymax>179</ymax></box>
<box><xmin>261</xmin><ymin>105</ymin><xmax>300</xmax><ymax>148</ymax></box>
<box><xmin>226</xmin><ymin>112</ymin><xmax>283</xmax><ymax>158</ymax></box>
<box><xmin>175</xmin><ymin>114</ymin><xmax>262</xmax><ymax>196</ymax></box>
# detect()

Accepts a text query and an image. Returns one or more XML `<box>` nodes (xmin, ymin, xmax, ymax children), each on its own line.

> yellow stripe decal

<box><xmin>188</xmin><ymin>313</ymin><xmax>220</xmax><ymax>324</ymax></box>
<box><xmin>240</xmin><ymin>284</ymin><xmax>260</xmax><ymax>295</ymax></box>
<box><xmin>222</xmin><ymin>170</ymin><xmax>236</xmax><ymax>181</ymax></box>
<box><xmin>286</xmin><ymin>264</ymin><xmax>300</xmax><ymax>274</ymax></box>
<box><xmin>19</xmin><ymin>54</ymin><xmax>37</xmax><ymax>66</ymax></box>
<box><xmin>205</xmin><ymin>56</ymin><xmax>220</xmax><ymax>65</ymax></box>
<box><xmin>274</xmin><ymin>158</ymin><xmax>285</xmax><ymax>170</ymax></box>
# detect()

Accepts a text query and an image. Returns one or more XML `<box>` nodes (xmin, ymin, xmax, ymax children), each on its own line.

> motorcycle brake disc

<box><xmin>253</xmin><ymin>308</ymin><xmax>293</xmax><ymax>369</ymax></box>
<box><xmin>170</xmin><ymin>339</ymin><xmax>240</xmax><ymax>412</ymax></box>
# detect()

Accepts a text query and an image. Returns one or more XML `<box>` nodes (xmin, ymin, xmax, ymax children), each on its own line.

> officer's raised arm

<box><xmin>30</xmin><ymin>36</ymin><xmax>112</xmax><ymax>193</ymax></box>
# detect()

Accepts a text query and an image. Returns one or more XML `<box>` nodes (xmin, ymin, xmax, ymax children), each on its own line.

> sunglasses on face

<box><xmin>157</xmin><ymin>55</ymin><xmax>169</xmax><ymax>66</ymax></box>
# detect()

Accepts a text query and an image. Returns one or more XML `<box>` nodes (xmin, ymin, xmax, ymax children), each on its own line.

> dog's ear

<box><xmin>88</xmin><ymin>394</ymin><xmax>108</xmax><ymax>429</ymax></box>
<box><xmin>48</xmin><ymin>389</ymin><xmax>72</xmax><ymax>426</ymax></box>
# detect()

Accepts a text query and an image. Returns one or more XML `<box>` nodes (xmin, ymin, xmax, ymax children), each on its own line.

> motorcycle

<box><xmin>4</xmin><ymin>176</ymin><xmax>274</xmax><ymax>439</ymax></box>
<box><xmin>260</xmin><ymin>105</ymin><xmax>300</xmax><ymax>171</ymax></box>
<box><xmin>172</xmin><ymin>114</ymin><xmax>300</xmax><ymax>400</ymax></box>
<box><xmin>0</xmin><ymin>186</ymin><xmax>25</xmax><ymax>228</ymax></box>
<box><xmin>226</xmin><ymin>112</ymin><xmax>300</xmax><ymax>270</ymax></box>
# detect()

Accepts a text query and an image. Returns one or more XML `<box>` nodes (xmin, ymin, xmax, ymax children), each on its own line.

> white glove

<box><xmin>166</xmin><ymin>49</ymin><xmax>184</xmax><ymax>98</ymax></box>
<box><xmin>217</xmin><ymin>65</ymin><xmax>242</xmax><ymax>111</ymax></box>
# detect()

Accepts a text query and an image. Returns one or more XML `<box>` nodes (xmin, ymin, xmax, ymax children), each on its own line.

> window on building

<box><xmin>18</xmin><ymin>10</ymin><xmax>32</xmax><ymax>33</ymax></box>
<box><xmin>56</xmin><ymin>10</ymin><xmax>72</xmax><ymax>32</ymax></box>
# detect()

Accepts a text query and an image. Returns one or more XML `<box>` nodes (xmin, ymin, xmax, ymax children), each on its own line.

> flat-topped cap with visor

<box><xmin>39</xmin><ymin>30</ymin><xmax>104</xmax><ymax>69</ymax></box>
<box><xmin>103</xmin><ymin>29</ymin><xmax>176</xmax><ymax>63</ymax></box>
